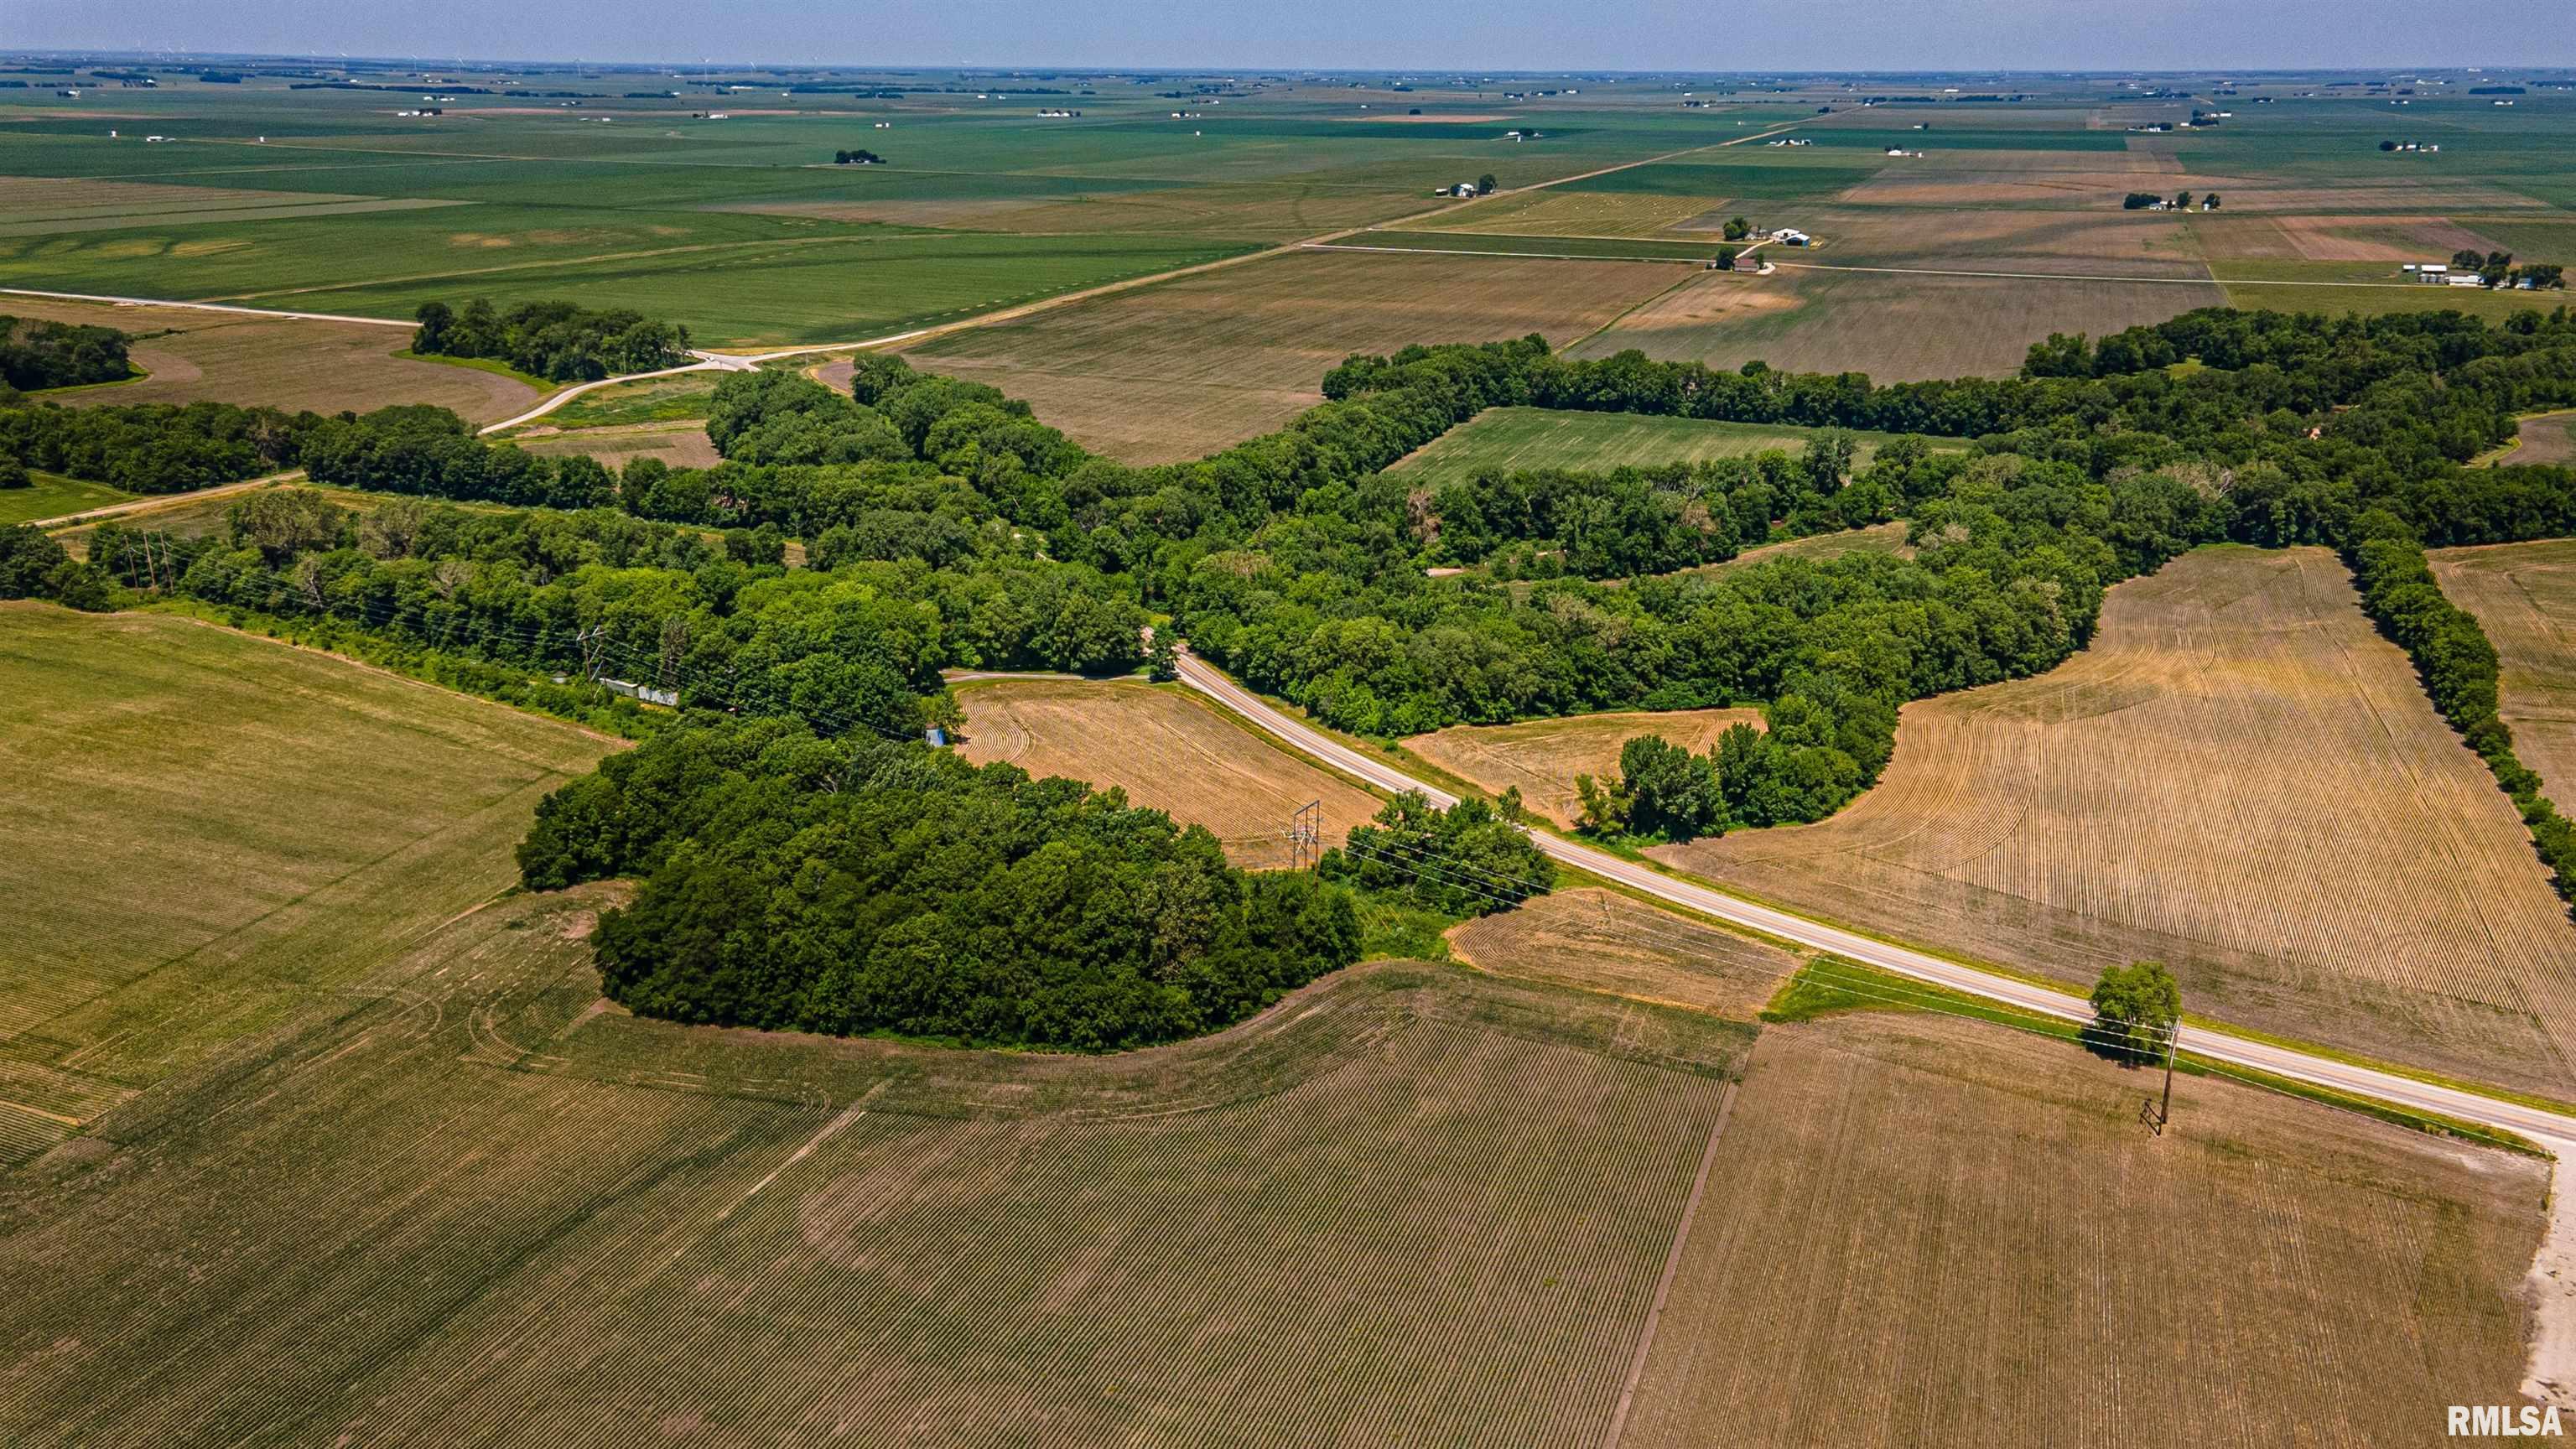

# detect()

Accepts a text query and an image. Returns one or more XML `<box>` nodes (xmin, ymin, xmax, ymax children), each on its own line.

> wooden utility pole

<box><xmin>2142</xmin><ymin>1016</ymin><xmax>2179</xmax><ymax>1136</ymax></box>
<box><xmin>2160</xmin><ymin>1017</ymin><xmax>2179</xmax><ymax>1124</ymax></box>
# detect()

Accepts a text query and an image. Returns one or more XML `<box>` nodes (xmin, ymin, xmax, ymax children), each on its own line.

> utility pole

<box><xmin>2160</xmin><ymin>1016</ymin><xmax>2179</xmax><ymax>1125</ymax></box>
<box><xmin>1287</xmin><ymin>800</ymin><xmax>1321</xmax><ymax>872</ymax></box>
<box><xmin>2142</xmin><ymin>1016</ymin><xmax>2179</xmax><ymax>1136</ymax></box>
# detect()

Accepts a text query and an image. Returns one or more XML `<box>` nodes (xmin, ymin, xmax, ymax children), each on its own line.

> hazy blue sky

<box><xmin>14</xmin><ymin>0</ymin><xmax>2573</xmax><ymax>73</ymax></box>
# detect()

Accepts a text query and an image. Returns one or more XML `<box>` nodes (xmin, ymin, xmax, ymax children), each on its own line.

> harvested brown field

<box><xmin>2272</xmin><ymin>214</ymin><xmax>2507</xmax><ymax>263</ymax></box>
<box><xmin>1832</xmin><ymin>158</ymin><xmax>2196</xmax><ymax>210</ymax></box>
<box><xmin>1446</xmin><ymin>887</ymin><xmax>1795</xmax><ymax>1017</ymax></box>
<box><xmin>1656</xmin><ymin>546</ymin><xmax>2576</xmax><ymax>1098</ymax></box>
<box><xmin>1575</xmin><ymin>267</ymin><xmax>1798</xmax><ymax>335</ymax></box>
<box><xmin>953</xmin><ymin>676</ymin><xmax>1383</xmax><ymax>868</ymax></box>
<box><xmin>1782</xmin><ymin>205</ymin><xmax>2210</xmax><ymax>278</ymax></box>
<box><xmin>0</xmin><ymin>604</ymin><xmax>614</xmax><ymax>1165</ymax></box>
<box><xmin>1405</xmin><ymin>707</ymin><xmax>1764</xmax><ymax>828</ymax></box>
<box><xmin>902</xmin><ymin>249</ymin><xmax>1685</xmax><ymax>461</ymax></box>
<box><xmin>2189</xmin><ymin>180</ymin><xmax>2549</xmax><ymax>215</ymax></box>
<box><xmin>2186</xmin><ymin>213</ymin><xmax>2307</xmax><ymax>261</ymax></box>
<box><xmin>515</xmin><ymin>418</ymin><xmax>720</xmax><ymax>470</ymax></box>
<box><xmin>0</xmin><ymin>883</ymin><xmax>1753</xmax><ymax>1447</ymax></box>
<box><xmin>1571</xmin><ymin>265</ymin><xmax>2223</xmax><ymax>381</ymax></box>
<box><xmin>2432</xmin><ymin>537</ymin><xmax>2576</xmax><ymax>809</ymax></box>
<box><xmin>1620</xmin><ymin>1010</ymin><xmax>2547</xmax><ymax>1447</ymax></box>
<box><xmin>1412</xmin><ymin>189</ymin><xmax>1723</xmax><ymax>238</ymax></box>
<box><xmin>0</xmin><ymin>294</ymin><xmax>541</xmax><ymax>423</ymax></box>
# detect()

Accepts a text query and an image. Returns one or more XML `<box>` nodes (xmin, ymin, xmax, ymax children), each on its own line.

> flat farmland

<box><xmin>1569</xmin><ymin>264</ymin><xmax>2225</xmax><ymax>381</ymax></box>
<box><xmin>0</xmin><ymin>174</ymin><xmax>463</xmax><ymax>237</ymax></box>
<box><xmin>0</xmin><ymin>882</ymin><xmax>1754</xmax><ymax>1447</ymax></box>
<box><xmin>0</xmin><ymin>293</ymin><xmax>541</xmax><ymax>422</ymax></box>
<box><xmin>1405</xmin><ymin>706</ymin><xmax>1763</xmax><ymax>828</ymax></box>
<box><xmin>1655</xmin><ymin>546</ymin><xmax>2576</xmax><ymax>1099</ymax></box>
<box><xmin>1774</xmin><ymin>205</ymin><xmax>2211</xmax><ymax>279</ymax></box>
<box><xmin>953</xmin><ymin>676</ymin><xmax>1383</xmax><ymax>868</ymax></box>
<box><xmin>1446</xmin><ymin>886</ymin><xmax>1796</xmax><ymax>1018</ymax></box>
<box><xmin>2431</xmin><ymin>538</ymin><xmax>2576</xmax><ymax>808</ymax></box>
<box><xmin>1410</xmin><ymin>189</ymin><xmax>1727</xmax><ymax>239</ymax></box>
<box><xmin>1386</xmin><ymin>406</ymin><xmax>1945</xmax><ymax>486</ymax></box>
<box><xmin>246</xmin><ymin>230</ymin><xmax>1262</xmax><ymax>351</ymax></box>
<box><xmin>1619</xmin><ymin>1010</ymin><xmax>2547</xmax><ymax>1448</ymax></box>
<box><xmin>0</xmin><ymin>604</ymin><xmax>615</xmax><ymax>1165</ymax></box>
<box><xmin>901</xmin><ymin>248</ymin><xmax>1688</xmax><ymax>461</ymax></box>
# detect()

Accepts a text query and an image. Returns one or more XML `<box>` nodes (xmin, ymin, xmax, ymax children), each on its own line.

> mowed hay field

<box><xmin>0</xmin><ymin>604</ymin><xmax>615</xmax><ymax>1164</ymax></box>
<box><xmin>1446</xmin><ymin>887</ymin><xmax>1795</xmax><ymax>1018</ymax></box>
<box><xmin>0</xmin><ymin>294</ymin><xmax>544</xmax><ymax>423</ymax></box>
<box><xmin>1567</xmin><ymin>264</ymin><xmax>2225</xmax><ymax>380</ymax></box>
<box><xmin>2432</xmin><ymin>538</ymin><xmax>2576</xmax><ymax>808</ymax></box>
<box><xmin>901</xmin><ymin>249</ymin><xmax>1686</xmax><ymax>463</ymax></box>
<box><xmin>0</xmin><ymin>883</ymin><xmax>1753</xmax><ymax>1448</ymax></box>
<box><xmin>953</xmin><ymin>677</ymin><xmax>1382</xmax><ymax>868</ymax></box>
<box><xmin>1618</xmin><ymin>1010</ymin><xmax>2547</xmax><ymax>1448</ymax></box>
<box><xmin>1406</xmin><ymin>707</ymin><xmax>1763</xmax><ymax>828</ymax></box>
<box><xmin>1385</xmin><ymin>406</ymin><xmax>1950</xmax><ymax>486</ymax></box>
<box><xmin>1657</xmin><ymin>546</ymin><xmax>2576</xmax><ymax>1098</ymax></box>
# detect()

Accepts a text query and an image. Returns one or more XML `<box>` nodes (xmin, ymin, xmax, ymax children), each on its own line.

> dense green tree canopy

<box><xmin>518</xmin><ymin>716</ymin><xmax>1363</xmax><ymax>1050</ymax></box>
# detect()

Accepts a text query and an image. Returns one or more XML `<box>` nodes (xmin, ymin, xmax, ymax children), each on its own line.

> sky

<box><xmin>13</xmin><ymin>0</ymin><xmax>2575</xmax><ymax>73</ymax></box>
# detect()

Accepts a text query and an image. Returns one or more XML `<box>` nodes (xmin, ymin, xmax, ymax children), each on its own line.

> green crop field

<box><xmin>1387</xmin><ymin>405</ymin><xmax>1961</xmax><ymax>484</ymax></box>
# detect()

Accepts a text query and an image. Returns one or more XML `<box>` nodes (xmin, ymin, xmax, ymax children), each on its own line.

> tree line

<box><xmin>2346</xmin><ymin>512</ymin><xmax>2576</xmax><ymax>906</ymax></box>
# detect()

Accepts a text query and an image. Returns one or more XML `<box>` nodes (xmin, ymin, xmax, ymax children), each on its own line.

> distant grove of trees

<box><xmin>0</xmin><ymin>314</ymin><xmax>133</xmax><ymax>392</ymax></box>
<box><xmin>832</xmin><ymin>148</ymin><xmax>886</xmax><ymax>164</ymax></box>
<box><xmin>411</xmin><ymin>299</ymin><xmax>692</xmax><ymax>382</ymax></box>
<box><xmin>2121</xmin><ymin>191</ymin><xmax>2212</xmax><ymax>210</ymax></box>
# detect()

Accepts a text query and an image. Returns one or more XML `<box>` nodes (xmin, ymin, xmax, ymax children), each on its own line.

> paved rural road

<box><xmin>1173</xmin><ymin>650</ymin><xmax>2576</xmax><ymax>1148</ymax></box>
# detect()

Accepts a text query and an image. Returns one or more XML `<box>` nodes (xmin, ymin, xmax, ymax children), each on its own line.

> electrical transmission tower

<box><xmin>1286</xmin><ymin>800</ymin><xmax>1322</xmax><ymax>871</ymax></box>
